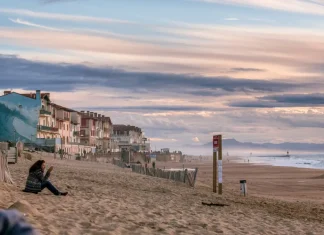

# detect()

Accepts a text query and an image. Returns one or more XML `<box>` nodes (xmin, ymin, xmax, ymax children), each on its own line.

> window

<box><xmin>81</xmin><ymin>119</ymin><xmax>87</xmax><ymax>127</ymax></box>
<box><xmin>43</xmin><ymin>120</ymin><xmax>45</xmax><ymax>126</ymax></box>
<box><xmin>80</xmin><ymin>130</ymin><xmax>85</xmax><ymax>136</ymax></box>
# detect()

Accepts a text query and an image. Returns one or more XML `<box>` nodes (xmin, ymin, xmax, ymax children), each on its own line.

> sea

<box><xmin>237</xmin><ymin>153</ymin><xmax>324</xmax><ymax>170</ymax></box>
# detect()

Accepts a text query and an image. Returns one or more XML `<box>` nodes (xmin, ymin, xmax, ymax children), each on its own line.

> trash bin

<box><xmin>240</xmin><ymin>180</ymin><xmax>247</xmax><ymax>196</ymax></box>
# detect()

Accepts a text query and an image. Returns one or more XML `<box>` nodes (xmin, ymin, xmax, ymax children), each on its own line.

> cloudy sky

<box><xmin>1</xmin><ymin>0</ymin><xmax>324</xmax><ymax>152</ymax></box>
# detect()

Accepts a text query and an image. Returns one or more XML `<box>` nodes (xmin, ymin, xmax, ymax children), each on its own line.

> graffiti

<box><xmin>0</xmin><ymin>92</ymin><xmax>41</xmax><ymax>143</ymax></box>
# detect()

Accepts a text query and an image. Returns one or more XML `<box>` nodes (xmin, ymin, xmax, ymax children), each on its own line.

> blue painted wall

<box><xmin>0</xmin><ymin>91</ymin><xmax>41</xmax><ymax>143</ymax></box>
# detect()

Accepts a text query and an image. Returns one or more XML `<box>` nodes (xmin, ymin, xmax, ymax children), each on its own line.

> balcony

<box><xmin>55</xmin><ymin>110</ymin><xmax>64</xmax><ymax>120</ymax></box>
<box><xmin>73</xmin><ymin>131</ymin><xmax>80</xmax><ymax>136</ymax></box>
<box><xmin>37</xmin><ymin>125</ymin><xmax>59</xmax><ymax>132</ymax></box>
<box><xmin>64</xmin><ymin>116</ymin><xmax>70</xmax><ymax>121</ymax></box>
<box><xmin>40</xmin><ymin>109</ymin><xmax>51</xmax><ymax>116</ymax></box>
<box><xmin>71</xmin><ymin>112</ymin><xmax>81</xmax><ymax>124</ymax></box>
<box><xmin>68</xmin><ymin>142</ymin><xmax>81</xmax><ymax>145</ymax></box>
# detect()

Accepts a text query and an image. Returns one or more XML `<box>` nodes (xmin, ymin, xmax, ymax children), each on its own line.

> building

<box><xmin>1</xmin><ymin>90</ymin><xmax>92</xmax><ymax>155</ymax></box>
<box><xmin>52</xmin><ymin>104</ymin><xmax>82</xmax><ymax>155</ymax></box>
<box><xmin>111</xmin><ymin>125</ymin><xmax>150</xmax><ymax>152</ymax></box>
<box><xmin>80</xmin><ymin>111</ymin><xmax>113</xmax><ymax>153</ymax></box>
<box><xmin>11</xmin><ymin>91</ymin><xmax>58</xmax><ymax>140</ymax></box>
<box><xmin>0</xmin><ymin>90</ymin><xmax>42</xmax><ymax>143</ymax></box>
<box><xmin>0</xmin><ymin>90</ymin><xmax>150</xmax><ymax>156</ymax></box>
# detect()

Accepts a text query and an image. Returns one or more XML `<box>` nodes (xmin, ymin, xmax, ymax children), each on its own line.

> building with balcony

<box><xmin>111</xmin><ymin>125</ymin><xmax>150</xmax><ymax>152</ymax></box>
<box><xmin>36</xmin><ymin>93</ymin><xmax>59</xmax><ymax>139</ymax></box>
<box><xmin>80</xmin><ymin>111</ymin><xmax>113</xmax><ymax>153</ymax></box>
<box><xmin>52</xmin><ymin>104</ymin><xmax>83</xmax><ymax>155</ymax></box>
<box><xmin>0</xmin><ymin>90</ymin><xmax>42</xmax><ymax>143</ymax></box>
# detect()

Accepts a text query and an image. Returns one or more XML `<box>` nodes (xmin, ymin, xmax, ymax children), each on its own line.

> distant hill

<box><xmin>190</xmin><ymin>138</ymin><xmax>324</xmax><ymax>152</ymax></box>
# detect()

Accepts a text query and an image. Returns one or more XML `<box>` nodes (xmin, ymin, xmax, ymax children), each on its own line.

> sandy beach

<box><xmin>1</xmin><ymin>155</ymin><xmax>324</xmax><ymax>234</ymax></box>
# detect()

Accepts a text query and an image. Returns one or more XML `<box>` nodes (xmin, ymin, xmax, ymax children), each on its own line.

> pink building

<box><xmin>80</xmin><ymin>111</ymin><xmax>113</xmax><ymax>153</ymax></box>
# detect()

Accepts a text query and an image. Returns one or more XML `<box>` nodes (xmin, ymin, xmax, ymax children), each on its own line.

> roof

<box><xmin>21</xmin><ymin>93</ymin><xmax>50</xmax><ymax>99</ymax></box>
<box><xmin>52</xmin><ymin>103</ymin><xmax>78</xmax><ymax>113</ymax></box>
<box><xmin>3</xmin><ymin>91</ymin><xmax>50</xmax><ymax>100</ymax></box>
<box><xmin>1</xmin><ymin>91</ymin><xmax>50</xmax><ymax>101</ymax></box>
<box><xmin>80</xmin><ymin>111</ymin><xmax>112</xmax><ymax>124</ymax></box>
<box><xmin>113</xmin><ymin>124</ymin><xmax>142</xmax><ymax>133</ymax></box>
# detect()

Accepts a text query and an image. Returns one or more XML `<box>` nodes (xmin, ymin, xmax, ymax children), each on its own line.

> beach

<box><xmin>1</xmin><ymin>155</ymin><xmax>324</xmax><ymax>234</ymax></box>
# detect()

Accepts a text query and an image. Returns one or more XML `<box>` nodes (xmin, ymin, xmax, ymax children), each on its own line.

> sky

<box><xmin>1</xmin><ymin>0</ymin><xmax>324</xmax><ymax>152</ymax></box>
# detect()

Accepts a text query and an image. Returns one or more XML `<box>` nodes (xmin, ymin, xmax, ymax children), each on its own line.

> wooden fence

<box><xmin>131</xmin><ymin>165</ymin><xmax>198</xmax><ymax>187</ymax></box>
<box><xmin>112</xmin><ymin>158</ymin><xmax>125</xmax><ymax>168</ymax></box>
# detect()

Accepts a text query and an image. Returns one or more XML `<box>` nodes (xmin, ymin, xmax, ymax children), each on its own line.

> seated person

<box><xmin>24</xmin><ymin>160</ymin><xmax>68</xmax><ymax>196</ymax></box>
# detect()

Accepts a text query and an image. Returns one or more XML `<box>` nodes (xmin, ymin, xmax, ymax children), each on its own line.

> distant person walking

<box><xmin>23</xmin><ymin>160</ymin><xmax>68</xmax><ymax>196</ymax></box>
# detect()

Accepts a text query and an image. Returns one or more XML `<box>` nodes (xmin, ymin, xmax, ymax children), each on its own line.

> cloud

<box><xmin>9</xmin><ymin>18</ymin><xmax>63</xmax><ymax>31</ymax></box>
<box><xmin>192</xmin><ymin>137</ymin><xmax>200</xmax><ymax>142</ymax></box>
<box><xmin>76</xmin><ymin>105</ymin><xmax>216</xmax><ymax>112</ymax></box>
<box><xmin>0</xmin><ymin>8</ymin><xmax>134</xmax><ymax>24</ymax></box>
<box><xmin>198</xmin><ymin>0</ymin><xmax>324</xmax><ymax>16</ymax></box>
<box><xmin>0</xmin><ymin>54</ymin><xmax>300</xmax><ymax>94</ymax></box>
<box><xmin>224</xmin><ymin>18</ymin><xmax>239</xmax><ymax>21</ymax></box>
<box><xmin>150</xmin><ymin>138</ymin><xmax>178</xmax><ymax>142</ymax></box>
<box><xmin>3</xmin><ymin>23</ymin><xmax>324</xmax><ymax>79</ymax></box>
<box><xmin>261</xmin><ymin>93</ymin><xmax>324</xmax><ymax>105</ymax></box>
<box><xmin>228</xmin><ymin>93</ymin><xmax>324</xmax><ymax>108</ymax></box>
<box><xmin>230</xmin><ymin>68</ymin><xmax>266</xmax><ymax>73</ymax></box>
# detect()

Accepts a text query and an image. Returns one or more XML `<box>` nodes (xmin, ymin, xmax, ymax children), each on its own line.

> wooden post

<box><xmin>218</xmin><ymin>135</ymin><xmax>223</xmax><ymax>195</ymax></box>
<box><xmin>0</xmin><ymin>147</ymin><xmax>14</xmax><ymax>184</ymax></box>
<box><xmin>213</xmin><ymin>135</ymin><xmax>218</xmax><ymax>193</ymax></box>
<box><xmin>193</xmin><ymin>168</ymin><xmax>198</xmax><ymax>187</ymax></box>
<box><xmin>184</xmin><ymin>169</ymin><xmax>188</xmax><ymax>183</ymax></box>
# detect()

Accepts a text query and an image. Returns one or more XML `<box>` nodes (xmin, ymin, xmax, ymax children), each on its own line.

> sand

<box><xmin>0</xmin><ymin>155</ymin><xmax>324</xmax><ymax>234</ymax></box>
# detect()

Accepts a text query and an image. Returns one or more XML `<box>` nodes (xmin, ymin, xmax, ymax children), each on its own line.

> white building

<box><xmin>111</xmin><ymin>125</ymin><xmax>150</xmax><ymax>152</ymax></box>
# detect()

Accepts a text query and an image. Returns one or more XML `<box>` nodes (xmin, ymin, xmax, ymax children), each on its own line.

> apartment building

<box><xmin>0</xmin><ymin>90</ymin><xmax>42</xmax><ymax>143</ymax></box>
<box><xmin>80</xmin><ymin>111</ymin><xmax>113</xmax><ymax>153</ymax></box>
<box><xmin>112</xmin><ymin>125</ymin><xmax>143</xmax><ymax>145</ymax></box>
<box><xmin>52</xmin><ymin>104</ymin><xmax>84</xmax><ymax>154</ymax></box>
<box><xmin>111</xmin><ymin>125</ymin><xmax>149</xmax><ymax>152</ymax></box>
<box><xmin>9</xmin><ymin>91</ymin><xmax>59</xmax><ymax>140</ymax></box>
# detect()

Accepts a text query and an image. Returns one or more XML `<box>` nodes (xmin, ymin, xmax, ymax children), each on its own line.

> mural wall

<box><xmin>0</xmin><ymin>91</ymin><xmax>41</xmax><ymax>143</ymax></box>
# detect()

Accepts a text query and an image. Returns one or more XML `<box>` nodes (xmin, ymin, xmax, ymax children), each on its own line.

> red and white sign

<box><xmin>213</xmin><ymin>135</ymin><xmax>219</xmax><ymax>147</ymax></box>
<box><xmin>213</xmin><ymin>135</ymin><xmax>220</xmax><ymax>152</ymax></box>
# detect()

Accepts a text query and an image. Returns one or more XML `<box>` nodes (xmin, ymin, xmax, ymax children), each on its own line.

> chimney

<box><xmin>90</xmin><ymin>112</ymin><xmax>94</xmax><ymax>117</ymax></box>
<box><xmin>94</xmin><ymin>113</ymin><xmax>98</xmax><ymax>117</ymax></box>
<box><xmin>36</xmin><ymin>90</ymin><xmax>41</xmax><ymax>101</ymax></box>
<box><xmin>98</xmin><ymin>114</ymin><xmax>101</xmax><ymax>118</ymax></box>
<box><xmin>87</xmin><ymin>111</ymin><xmax>90</xmax><ymax>116</ymax></box>
<box><xmin>102</xmin><ymin>115</ymin><xmax>105</xmax><ymax>118</ymax></box>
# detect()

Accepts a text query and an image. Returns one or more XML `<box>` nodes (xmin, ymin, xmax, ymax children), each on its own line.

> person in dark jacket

<box><xmin>24</xmin><ymin>160</ymin><xmax>68</xmax><ymax>196</ymax></box>
<box><xmin>0</xmin><ymin>210</ymin><xmax>38</xmax><ymax>235</ymax></box>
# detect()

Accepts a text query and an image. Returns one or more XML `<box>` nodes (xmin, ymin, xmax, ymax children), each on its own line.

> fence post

<box><xmin>193</xmin><ymin>168</ymin><xmax>198</xmax><ymax>187</ymax></box>
<box><xmin>184</xmin><ymin>169</ymin><xmax>188</xmax><ymax>183</ymax></box>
